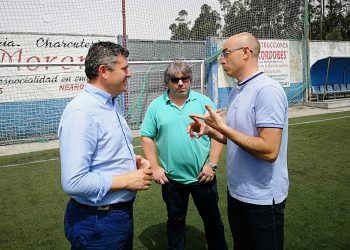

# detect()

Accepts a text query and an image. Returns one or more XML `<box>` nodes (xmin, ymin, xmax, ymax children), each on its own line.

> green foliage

<box><xmin>1</xmin><ymin>111</ymin><xmax>350</xmax><ymax>249</ymax></box>
<box><xmin>222</xmin><ymin>1</ymin><xmax>251</xmax><ymax>37</ymax></box>
<box><xmin>222</xmin><ymin>0</ymin><xmax>304</xmax><ymax>39</ymax></box>
<box><xmin>169</xmin><ymin>0</ymin><xmax>349</xmax><ymax>41</ymax></box>
<box><xmin>309</xmin><ymin>0</ymin><xmax>350</xmax><ymax>40</ymax></box>
<box><xmin>170</xmin><ymin>23</ymin><xmax>192</xmax><ymax>40</ymax></box>
<box><xmin>325</xmin><ymin>26</ymin><xmax>342</xmax><ymax>40</ymax></box>
<box><xmin>170</xmin><ymin>10</ymin><xmax>192</xmax><ymax>40</ymax></box>
<box><xmin>191</xmin><ymin>4</ymin><xmax>222</xmax><ymax>40</ymax></box>
<box><xmin>170</xmin><ymin>4</ymin><xmax>222</xmax><ymax>41</ymax></box>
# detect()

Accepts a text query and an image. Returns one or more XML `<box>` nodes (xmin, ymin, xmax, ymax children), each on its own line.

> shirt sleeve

<box><xmin>255</xmin><ymin>86</ymin><xmax>288</xmax><ymax>128</ymax></box>
<box><xmin>139</xmin><ymin>103</ymin><xmax>157</xmax><ymax>139</ymax></box>
<box><xmin>59</xmin><ymin>109</ymin><xmax>112</xmax><ymax>203</ymax></box>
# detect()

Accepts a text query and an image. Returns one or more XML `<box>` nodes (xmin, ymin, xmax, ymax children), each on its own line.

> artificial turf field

<box><xmin>0</xmin><ymin>111</ymin><xmax>349</xmax><ymax>249</ymax></box>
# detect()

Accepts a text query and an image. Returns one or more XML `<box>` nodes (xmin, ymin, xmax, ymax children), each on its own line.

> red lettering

<box><xmin>0</xmin><ymin>48</ymin><xmax>22</xmax><ymax>63</ymax></box>
<box><xmin>43</xmin><ymin>56</ymin><xmax>58</xmax><ymax>70</ymax></box>
<box><xmin>59</xmin><ymin>83</ymin><xmax>85</xmax><ymax>91</ymax></box>
<box><xmin>0</xmin><ymin>48</ymin><xmax>85</xmax><ymax>72</ymax></box>
<box><xmin>78</xmin><ymin>56</ymin><xmax>85</xmax><ymax>70</ymax></box>
<box><xmin>61</xmin><ymin>56</ymin><xmax>74</xmax><ymax>70</ymax></box>
<box><xmin>26</xmin><ymin>56</ymin><xmax>40</xmax><ymax>71</ymax></box>
<box><xmin>259</xmin><ymin>50</ymin><xmax>288</xmax><ymax>60</ymax></box>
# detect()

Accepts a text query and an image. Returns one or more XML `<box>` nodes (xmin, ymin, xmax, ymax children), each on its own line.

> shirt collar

<box><xmin>163</xmin><ymin>89</ymin><xmax>196</xmax><ymax>104</ymax></box>
<box><xmin>236</xmin><ymin>71</ymin><xmax>263</xmax><ymax>90</ymax></box>
<box><xmin>84</xmin><ymin>83</ymin><xmax>114</xmax><ymax>105</ymax></box>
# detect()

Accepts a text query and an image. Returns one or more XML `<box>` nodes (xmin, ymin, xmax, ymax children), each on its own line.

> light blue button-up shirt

<box><xmin>58</xmin><ymin>83</ymin><xmax>136</xmax><ymax>206</ymax></box>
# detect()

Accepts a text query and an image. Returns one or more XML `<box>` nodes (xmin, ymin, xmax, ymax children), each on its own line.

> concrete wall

<box><xmin>310</xmin><ymin>41</ymin><xmax>350</xmax><ymax>66</ymax></box>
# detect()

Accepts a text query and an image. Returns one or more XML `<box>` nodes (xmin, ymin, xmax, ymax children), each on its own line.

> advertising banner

<box><xmin>0</xmin><ymin>33</ymin><xmax>116</xmax><ymax>103</ymax></box>
<box><xmin>217</xmin><ymin>39</ymin><xmax>290</xmax><ymax>89</ymax></box>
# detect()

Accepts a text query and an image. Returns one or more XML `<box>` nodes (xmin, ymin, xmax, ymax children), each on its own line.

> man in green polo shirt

<box><xmin>140</xmin><ymin>61</ymin><xmax>227</xmax><ymax>250</ymax></box>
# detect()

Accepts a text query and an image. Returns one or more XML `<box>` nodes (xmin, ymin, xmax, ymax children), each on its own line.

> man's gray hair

<box><xmin>164</xmin><ymin>61</ymin><xmax>192</xmax><ymax>84</ymax></box>
<box><xmin>85</xmin><ymin>41</ymin><xmax>129</xmax><ymax>80</ymax></box>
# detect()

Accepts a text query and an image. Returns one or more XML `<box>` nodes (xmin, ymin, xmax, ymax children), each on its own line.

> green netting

<box><xmin>0</xmin><ymin>0</ymin><xmax>309</xmax><ymax>145</ymax></box>
<box><xmin>124</xmin><ymin>64</ymin><xmax>168</xmax><ymax>129</ymax></box>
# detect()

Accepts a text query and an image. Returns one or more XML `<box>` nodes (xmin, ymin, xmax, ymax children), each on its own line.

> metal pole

<box><xmin>303</xmin><ymin>0</ymin><xmax>311</xmax><ymax>102</ymax></box>
<box><xmin>200</xmin><ymin>62</ymin><xmax>205</xmax><ymax>94</ymax></box>
<box><xmin>322</xmin><ymin>57</ymin><xmax>331</xmax><ymax>100</ymax></box>
<box><xmin>321</xmin><ymin>0</ymin><xmax>324</xmax><ymax>40</ymax></box>
<box><xmin>122</xmin><ymin>0</ymin><xmax>128</xmax><ymax>113</ymax></box>
<box><xmin>122</xmin><ymin>0</ymin><xmax>127</xmax><ymax>48</ymax></box>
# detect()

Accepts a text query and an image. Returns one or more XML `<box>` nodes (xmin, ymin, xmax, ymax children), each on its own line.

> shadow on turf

<box><xmin>138</xmin><ymin>222</ymin><xmax>207</xmax><ymax>249</ymax></box>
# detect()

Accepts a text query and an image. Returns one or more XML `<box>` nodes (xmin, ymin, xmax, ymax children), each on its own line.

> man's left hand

<box><xmin>136</xmin><ymin>155</ymin><xmax>151</xmax><ymax>170</ymax></box>
<box><xmin>197</xmin><ymin>165</ymin><xmax>215</xmax><ymax>183</ymax></box>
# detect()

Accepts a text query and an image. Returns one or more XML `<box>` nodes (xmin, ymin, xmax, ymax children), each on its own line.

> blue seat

<box><xmin>311</xmin><ymin>86</ymin><xmax>322</xmax><ymax>101</ymax></box>
<box><xmin>338</xmin><ymin>84</ymin><xmax>348</xmax><ymax>97</ymax></box>
<box><xmin>326</xmin><ymin>85</ymin><xmax>336</xmax><ymax>98</ymax></box>
<box><xmin>318</xmin><ymin>85</ymin><xmax>332</xmax><ymax>100</ymax></box>
<box><xmin>333</xmin><ymin>84</ymin><xmax>342</xmax><ymax>98</ymax></box>
<box><xmin>319</xmin><ymin>85</ymin><xmax>325</xmax><ymax>94</ymax></box>
<box><xmin>340</xmin><ymin>84</ymin><xmax>349</xmax><ymax>93</ymax></box>
<box><xmin>333</xmin><ymin>84</ymin><xmax>341</xmax><ymax>93</ymax></box>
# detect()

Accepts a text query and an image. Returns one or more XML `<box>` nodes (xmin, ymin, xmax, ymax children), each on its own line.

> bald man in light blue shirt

<box><xmin>189</xmin><ymin>32</ymin><xmax>289</xmax><ymax>250</ymax></box>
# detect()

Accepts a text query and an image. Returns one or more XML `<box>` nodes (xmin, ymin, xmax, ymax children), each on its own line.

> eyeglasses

<box><xmin>220</xmin><ymin>47</ymin><xmax>253</xmax><ymax>58</ymax></box>
<box><xmin>170</xmin><ymin>77</ymin><xmax>191</xmax><ymax>84</ymax></box>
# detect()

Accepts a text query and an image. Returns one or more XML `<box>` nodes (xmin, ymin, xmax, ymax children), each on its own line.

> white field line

<box><xmin>289</xmin><ymin>115</ymin><xmax>350</xmax><ymax>126</ymax></box>
<box><xmin>0</xmin><ymin>145</ymin><xmax>142</xmax><ymax>168</ymax></box>
<box><xmin>0</xmin><ymin>158</ymin><xmax>58</xmax><ymax>168</ymax></box>
<box><xmin>1</xmin><ymin>116</ymin><xmax>349</xmax><ymax>169</ymax></box>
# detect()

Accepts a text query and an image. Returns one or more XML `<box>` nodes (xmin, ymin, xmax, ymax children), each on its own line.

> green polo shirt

<box><xmin>140</xmin><ymin>90</ymin><xmax>216</xmax><ymax>184</ymax></box>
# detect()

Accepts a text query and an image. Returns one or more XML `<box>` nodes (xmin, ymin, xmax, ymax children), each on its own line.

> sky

<box><xmin>0</xmin><ymin>0</ymin><xmax>223</xmax><ymax>40</ymax></box>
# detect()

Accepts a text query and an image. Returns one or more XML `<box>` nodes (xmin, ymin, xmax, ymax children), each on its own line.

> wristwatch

<box><xmin>207</xmin><ymin>161</ymin><xmax>218</xmax><ymax>171</ymax></box>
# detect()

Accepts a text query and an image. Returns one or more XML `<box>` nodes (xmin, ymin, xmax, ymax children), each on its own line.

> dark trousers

<box><xmin>162</xmin><ymin>178</ymin><xmax>227</xmax><ymax>250</ymax></box>
<box><xmin>227</xmin><ymin>192</ymin><xmax>286</xmax><ymax>250</ymax></box>
<box><xmin>64</xmin><ymin>199</ymin><xmax>134</xmax><ymax>250</ymax></box>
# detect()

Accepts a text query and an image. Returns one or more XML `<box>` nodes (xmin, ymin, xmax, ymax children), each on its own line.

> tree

<box><xmin>221</xmin><ymin>1</ymin><xmax>252</xmax><ymax>37</ymax></box>
<box><xmin>169</xmin><ymin>10</ymin><xmax>191</xmax><ymax>40</ymax></box>
<box><xmin>325</xmin><ymin>26</ymin><xmax>342</xmax><ymax>40</ymax></box>
<box><xmin>281</xmin><ymin>0</ymin><xmax>304</xmax><ymax>39</ymax></box>
<box><xmin>191</xmin><ymin>4</ymin><xmax>222</xmax><ymax>40</ymax></box>
<box><xmin>218</xmin><ymin>0</ymin><xmax>232</xmax><ymax>15</ymax></box>
<box><xmin>324</xmin><ymin>0</ymin><xmax>346</xmax><ymax>40</ymax></box>
<box><xmin>309</xmin><ymin>0</ymin><xmax>323</xmax><ymax>39</ymax></box>
<box><xmin>342</xmin><ymin>10</ymin><xmax>350</xmax><ymax>40</ymax></box>
<box><xmin>220</xmin><ymin>0</ymin><xmax>306</xmax><ymax>40</ymax></box>
<box><xmin>309</xmin><ymin>0</ymin><xmax>349</xmax><ymax>40</ymax></box>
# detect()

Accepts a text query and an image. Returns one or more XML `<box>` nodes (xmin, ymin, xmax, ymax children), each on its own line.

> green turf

<box><xmin>0</xmin><ymin>111</ymin><xmax>349</xmax><ymax>249</ymax></box>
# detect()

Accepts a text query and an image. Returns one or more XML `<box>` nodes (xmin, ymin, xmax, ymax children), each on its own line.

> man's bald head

<box><xmin>225</xmin><ymin>32</ymin><xmax>260</xmax><ymax>58</ymax></box>
<box><xmin>220</xmin><ymin>32</ymin><xmax>260</xmax><ymax>80</ymax></box>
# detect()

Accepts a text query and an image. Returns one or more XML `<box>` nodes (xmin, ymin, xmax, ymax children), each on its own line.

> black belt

<box><xmin>70</xmin><ymin>198</ymin><xmax>134</xmax><ymax>211</ymax></box>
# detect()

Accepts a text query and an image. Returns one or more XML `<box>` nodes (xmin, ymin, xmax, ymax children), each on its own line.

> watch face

<box><xmin>208</xmin><ymin>162</ymin><xmax>217</xmax><ymax>171</ymax></box>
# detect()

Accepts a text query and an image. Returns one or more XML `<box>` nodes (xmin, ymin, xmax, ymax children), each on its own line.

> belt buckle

<box><xmin>97</xmin><ymin>205</ymin><xmax>110</xmax><ymax>211</ymax></box>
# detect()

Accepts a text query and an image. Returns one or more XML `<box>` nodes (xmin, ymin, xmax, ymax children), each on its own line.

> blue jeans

<box><xmin>162</xmin><ymin>178</ymin><xmax>227</xmax><ymax>250</ymax></box>
<box><xmin>64</xmin><ymin>199</ymin><xmax>134</xmax><ymax>250</ymax></box>
<box><xmin>227</xmin><ymin>192</ymin><xmax>286</xmax><ymax>250</ymax></box>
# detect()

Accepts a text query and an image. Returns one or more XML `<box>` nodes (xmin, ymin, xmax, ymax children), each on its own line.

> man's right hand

<box><xmin>187</xmin><ymin>115</ymin><xmax>210</xmax><ymax>139</ymax></box>
<box><xmin>111</xmin><ymin>167</ymin><xmax>153</xmax><ymax>191</ymax></box>
<box><xmin>189</xmin><ymin>105</ymin><xmax>225</xmax><ymax>134</ymax></box>
<box><xmin>152</xmin><ymin>165</ymin><xmax>169</xmax><ymax>185</ymax></box>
